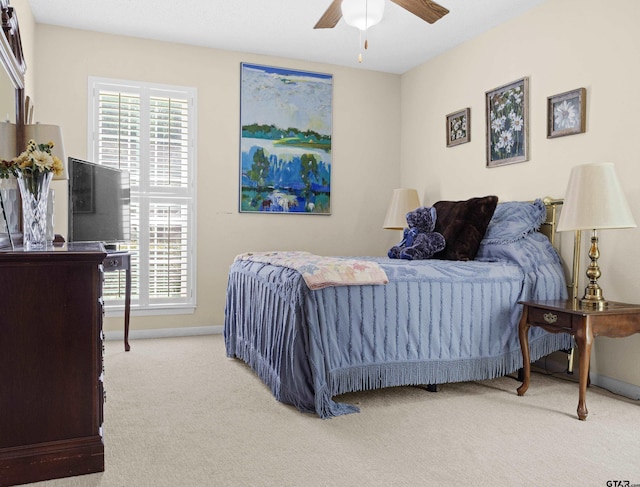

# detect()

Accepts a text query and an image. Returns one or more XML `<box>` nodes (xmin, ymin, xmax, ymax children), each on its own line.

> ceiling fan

<box><xmin>314</xmin><ymin>0</ymin><xmax>449</xmax><ymax>30</ymax></box>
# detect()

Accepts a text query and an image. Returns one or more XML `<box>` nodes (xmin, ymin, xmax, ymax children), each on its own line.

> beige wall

<box><xmin>18</xmin><ymin>0</ymin><xmax>640</xmax><ymax>391</ymax></box>
<box><xmin>29</xmin><ymin>24</ymin><xmax>401</xmax><ymax>334</ymax></box>
<box><xmin>401</xmin><ymin>0</ymin><xmax>640</xmax><ymax>390</ymax></box>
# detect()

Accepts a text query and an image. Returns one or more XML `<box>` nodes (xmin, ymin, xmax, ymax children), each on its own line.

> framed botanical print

<box><xmin>547</xmin><ymin>88</ymin><xmax>586</xmax><ymax>138</ymax></box>
<box><xmin>446</xmin><ymin>108</ymin><xmax>470</xmax><ymax>147</ymax></box>
<box><xmin>485</xmin><ymin>77</ymin><xmax>529</xmax><ymax>168</ymax></box>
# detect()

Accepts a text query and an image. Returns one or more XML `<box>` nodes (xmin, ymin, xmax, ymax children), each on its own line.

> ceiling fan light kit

<box><xmin>314</xmin><ymin>0</ymin><xmax>450</xmax><ymax>64</ymax></box>
<box><xmin>341</xmin><ymin>0</ymin><xmax>385</xmax><ymax>31</ymax></box>
<box><xmin>340</xmin><ymin>0</ymin><xmax>385</xmax><ymax>62</ymax></box>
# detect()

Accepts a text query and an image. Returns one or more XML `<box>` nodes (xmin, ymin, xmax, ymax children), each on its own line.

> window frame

<box><xmin>88</xmin><ymin>76</ymin><xmax>197</xmax><ymax>315</ymax></box>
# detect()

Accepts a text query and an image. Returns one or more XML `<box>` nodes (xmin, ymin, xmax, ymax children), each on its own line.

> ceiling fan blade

<box><xmin>314</xmin><ymin>0</ymin><xmax>343</xmax><ymax>29</ymax></box>
<box><xmin>391</xmin><ymin>0</ymin><xmax>450</xmax><ymax>24</ymax></box>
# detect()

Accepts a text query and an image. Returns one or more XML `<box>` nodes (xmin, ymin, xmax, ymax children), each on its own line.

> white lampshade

<box><xmin>557</xmin><ymin>163</ymin><xmax>636</xmax><ymax>232</ymax></box>
<box><xmin>24</xmin><ymin>123</ymin><xmax>68</xmax><ymax>180</ymax></box>
<box><xmin>383</xmin><ymin>188</ymin><xmax>420</xmax><ymax>229</ymax></box>
<box><xmin>0</xmin><ymin>121</ymin><xmax>16</xmax><ymax>160</ymax></box>
<box><xmin>341</xmin><ymin>0</ymin><xmax>385</xmax><ymax>30</ymax></box>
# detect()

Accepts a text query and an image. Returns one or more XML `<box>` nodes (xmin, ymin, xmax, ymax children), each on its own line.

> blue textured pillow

<box><xmin>481</xmin><ymin>199</ymin><xmax>546</xmax><ymax>244</ymax></box>
<box><xmin>476</xmin><ymin>231</ymin><xmax>563</xmax><ymax>271</ymax></box>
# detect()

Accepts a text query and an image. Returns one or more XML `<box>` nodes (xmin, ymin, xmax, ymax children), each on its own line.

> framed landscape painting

<box><xmin>239</xmin><ymin>63</ymin><xmax>332</xmax><ymax>214</ymax></box>
<box><xmin>485</xmin><ymin>77</ymin><xmax>529</xmax><ymax>168</ymax></box>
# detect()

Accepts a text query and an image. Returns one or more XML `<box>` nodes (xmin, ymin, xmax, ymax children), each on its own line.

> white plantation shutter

<box><xmin>149</xmin><ymin>96</ymin><xmax>190</xmax><ymax>188</ymax></box>
<box><xmin>89</xmin><ymin>78</ymin><xmax>197</xmax><ymax>312</ymax></box>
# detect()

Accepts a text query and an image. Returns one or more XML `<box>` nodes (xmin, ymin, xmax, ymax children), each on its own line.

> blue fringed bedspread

<box><xmin>224</xmin><ymin>233</ymin><xmax>571</xmax><ymax>418</ymax></box>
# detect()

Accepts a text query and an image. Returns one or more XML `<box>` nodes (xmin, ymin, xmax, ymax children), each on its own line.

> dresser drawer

<box><xmin>528</xmin><ymin>307</ymin><xmax>572</xmax><ymax>331</ymax></box>
<box><xmin>103</xmin><ymin>253</ymin><xmax>129</xmax><ymax>271</ymax></box>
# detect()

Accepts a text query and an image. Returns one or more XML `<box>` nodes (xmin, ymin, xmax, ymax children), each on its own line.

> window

<box><xmin>88</xmin><ymin>77</ymin><xmax>197</xmax><ymax>313</ymax></box>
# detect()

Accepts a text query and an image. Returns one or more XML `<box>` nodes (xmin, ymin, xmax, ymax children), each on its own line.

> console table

<box><xmin>0</xmin><ymin>243</ymin><xmax>106</xmax><ymax>486</ymax></box>
<box><xmin>517</xmin><ymin>299</ymin><xmax>640</xmax><ymax>420</ymax></box>
<box><xmin>102</xmin><ymin>251</ymin><xmax>133</xmax><ymax>351</ymax></box>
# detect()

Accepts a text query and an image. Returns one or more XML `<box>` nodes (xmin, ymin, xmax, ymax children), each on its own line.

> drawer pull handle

<box><xmin>543</xmin><ymin>312</ymin><xmax>558</xmax><ymax>324</ymax></box>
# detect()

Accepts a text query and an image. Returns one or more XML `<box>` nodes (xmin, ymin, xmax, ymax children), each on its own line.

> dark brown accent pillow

<box><xmin>433</xmin><ymin>195</ymin><xmax>499</xmax><ymax>261</ymax></box>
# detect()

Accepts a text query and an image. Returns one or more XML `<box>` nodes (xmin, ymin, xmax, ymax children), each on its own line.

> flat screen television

<box><xmin>67</xmin><ymin>157</ymin><xmax>130</xmax><ymax>246</ymax></box>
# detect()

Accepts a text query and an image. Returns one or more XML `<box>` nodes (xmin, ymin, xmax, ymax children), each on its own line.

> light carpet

<box><xmin>31</xmin><ymin>334</ymin><xmax>640</xmax><ymax>487</ymax></box>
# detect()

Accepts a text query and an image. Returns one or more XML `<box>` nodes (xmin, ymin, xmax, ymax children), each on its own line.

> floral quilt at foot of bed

<box><xmin>235</xmin><ymin>251</ymin><xmax>389</xmax><ymax>290</ymax></box>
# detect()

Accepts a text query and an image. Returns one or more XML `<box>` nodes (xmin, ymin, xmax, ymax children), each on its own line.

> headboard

<box><xmin>540</xmin><ymin>196</ymin><xmax>580</xmax><ymax>302</ymax></box>
<box><xmin>539</xmin><ymin>196</ymin><xmax>578</xmax><ymax>371</ymax></box>
<box><xmin>539</xmin><ymin>197</ymin><xmax>563</xmax><ymax>249</ymax></box>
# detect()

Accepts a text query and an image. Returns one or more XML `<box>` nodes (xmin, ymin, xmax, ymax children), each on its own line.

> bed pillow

<box><xmin>476</xmin><ymin>231</ymin><xmax>563</xmax><ymax>270</ymax></box>
<box><xmin>482</xmin><ymin>198</ymin><xmax>547</xmax><ymax>244</ymax></box>
<box><xmin>433</xmin><ymin>195</ymin><xmax>498</xmax><ymax>261</ymax></box>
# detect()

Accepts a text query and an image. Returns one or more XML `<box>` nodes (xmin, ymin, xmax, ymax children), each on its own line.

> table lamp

<box><xmin>556</xmin><ymin>162</ymin><xmax>637</xmax><ymax>309</ymax></box>
<box><xmin>383</xmin><ymin>188</ymin><xmax>420</xmax><ymax>229</ymax></box>
<box><xmin>24</xmin><ymin>123</ymin><xmax>67</xmax><ymax>180</ymax></box>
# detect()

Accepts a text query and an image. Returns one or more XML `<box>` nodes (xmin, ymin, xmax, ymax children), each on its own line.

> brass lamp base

<box><xmin>579</xmin><ymin>229</ymin><xmax>608</xmax><ymax>310</ymax></box>
<box><xmin>580</xmin><ymin>292</ymin><xmax>608</xmax><ymax>311</ymax></box>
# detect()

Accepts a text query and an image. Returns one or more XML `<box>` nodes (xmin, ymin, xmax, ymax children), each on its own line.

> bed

<box><xmin>224</xmin><ymin>197</ymin><xmax>573</xmax><ymax>418</ymax></box>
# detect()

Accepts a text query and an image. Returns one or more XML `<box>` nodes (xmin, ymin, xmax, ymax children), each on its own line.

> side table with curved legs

<box><xmin>517</xmin><ymin>300</ymin><xmax>640</xmax><ymax>420</ymax></box>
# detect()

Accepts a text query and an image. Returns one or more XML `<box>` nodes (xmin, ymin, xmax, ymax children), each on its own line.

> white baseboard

<box><xmin>104</xmin><ymin>325</ymin><xmax>223</xmax><ymax>342</ymax></box>
<box><xmin>537</xmin><ymin>351</ymin><xmax>640</xmax><ymax>401</ymax></box>
<box><xmin>590</xmin><ymin>373</ymin><xmax>640</xmax><ymax>401</ymax></box>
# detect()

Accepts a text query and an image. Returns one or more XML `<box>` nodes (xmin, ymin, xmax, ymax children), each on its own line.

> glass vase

<box><xmin>16</xmin><ymin>170</ymin><xmax>53</xmax><ymax>251</ymax></box>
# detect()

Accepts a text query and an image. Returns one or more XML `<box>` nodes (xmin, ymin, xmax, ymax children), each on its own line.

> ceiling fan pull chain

<box><xmin>364</xmin><ymin>0</ymin><xmax>369</xmax><ymax>50</ymax></box>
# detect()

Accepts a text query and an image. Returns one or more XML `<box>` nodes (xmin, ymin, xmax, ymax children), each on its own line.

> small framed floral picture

<box><xmin>446</xmin><ymin>108</ymin><xmax>470</xmax><ymax>147</ymax></box>
<box><xmin>485</xmin><ymin>77</ymin><xmax>529</xmax><ymax>168</ymax></box>
<box><xmin>547</xmin><ymin>88</ymin><xmax>586</xmax><ymax>138</ymax></box>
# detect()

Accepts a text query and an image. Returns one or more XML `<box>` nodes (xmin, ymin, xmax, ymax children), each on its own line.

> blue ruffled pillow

<box><xmin>476</xmin><ymin>231</ymin><xmax>562</xmax><ymax>269</ymax></box>
<box><xmin>480</xmin><ymin>198</ymin><xmax>546</xmax><ymax>244</ymax></box>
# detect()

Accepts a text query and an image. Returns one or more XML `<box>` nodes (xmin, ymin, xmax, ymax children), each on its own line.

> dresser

<box><xmin>0</xmin><ymin>243</ymin><xmax>107</xmax><ymax>486</ymax></box>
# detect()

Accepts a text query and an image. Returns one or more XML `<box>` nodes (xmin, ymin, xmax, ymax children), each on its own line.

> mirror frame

<box><xmin>0</xmin><ymin>0</ymin><xmax>25</xmax><ymax>144</ymax></box>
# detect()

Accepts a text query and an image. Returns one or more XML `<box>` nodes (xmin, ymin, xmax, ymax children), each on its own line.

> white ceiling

<box><xmin>26</xmin><ymin>0</ymin><xmax>547</xmax><ymax>74</ymax></box>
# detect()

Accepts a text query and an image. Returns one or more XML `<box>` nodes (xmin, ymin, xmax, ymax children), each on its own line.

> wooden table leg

<box><xmin>574</xmin><ymin>317</ymin><xmax>593</xmax><ymax>420</ymax></box>
<box><xmin>124</xmin><ymin>258</ymin><xmax>131</xmax><ymax>352</ymax></box>
<box><xmin>517</xmin><ymin>306</ymin><xmax>530</xmax><ymax>396</ymax></box>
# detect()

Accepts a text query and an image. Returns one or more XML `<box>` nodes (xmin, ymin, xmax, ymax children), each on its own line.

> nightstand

<box><xmin>517</xmin><ymin>299</ymin><xmax>640</xmax><ymax>420</ymax></box>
